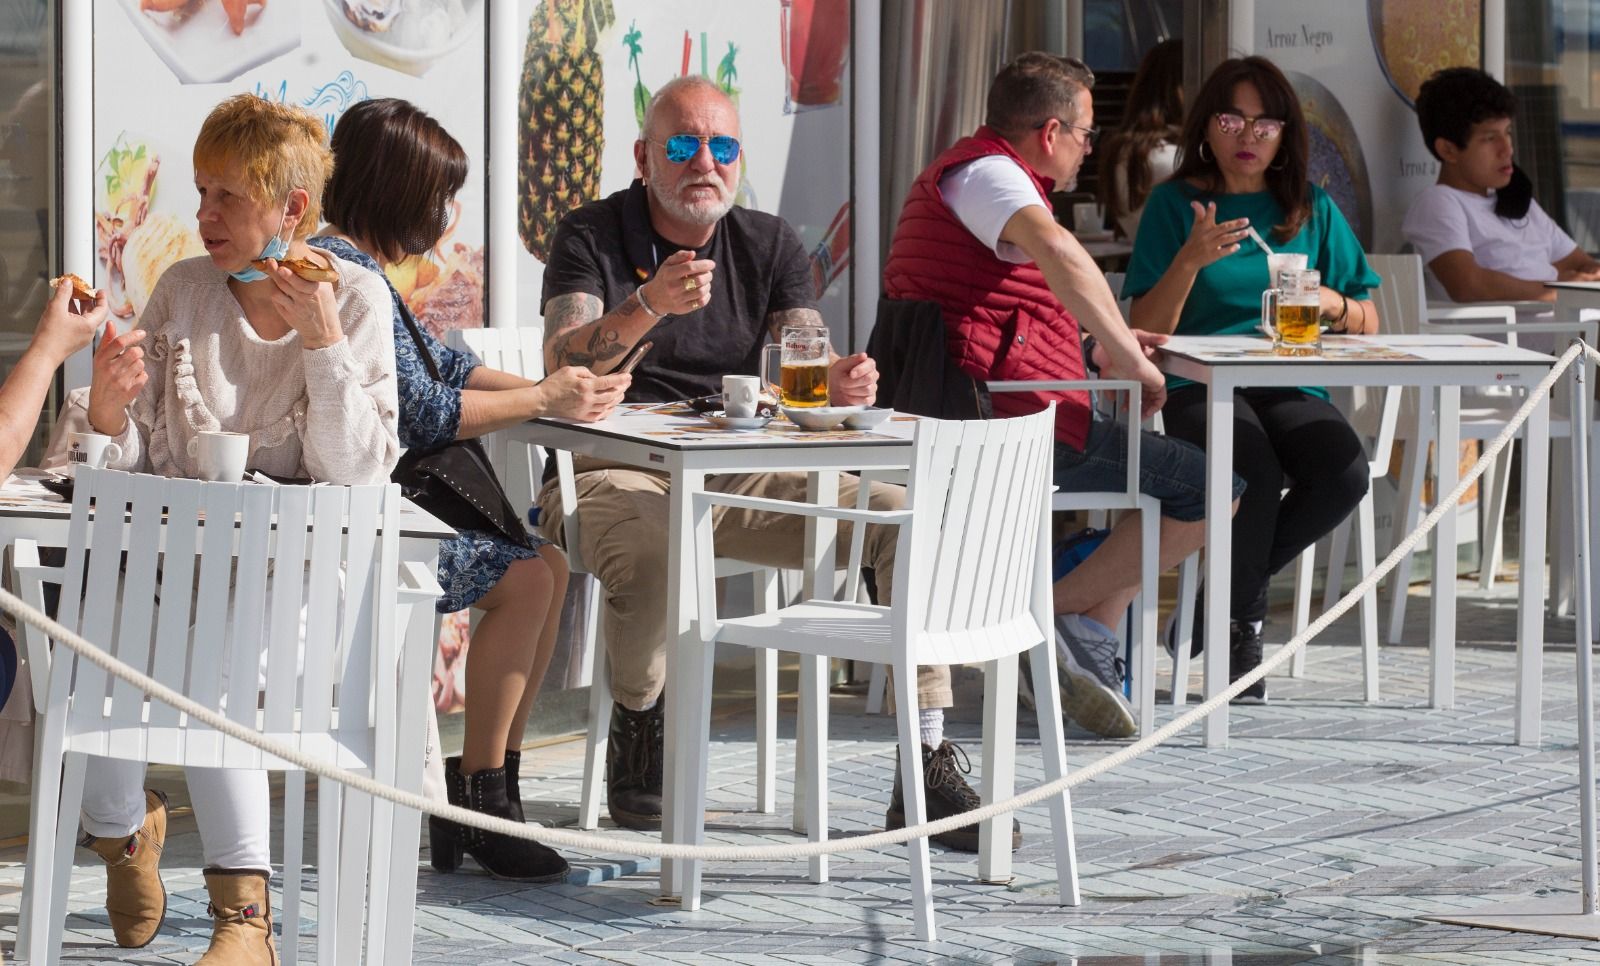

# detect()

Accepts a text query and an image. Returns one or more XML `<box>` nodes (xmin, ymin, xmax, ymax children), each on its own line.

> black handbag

<box><xmin>391</xmin><ymin>303</ymin><xmax>534</xmax><ymax>549</ymax></box>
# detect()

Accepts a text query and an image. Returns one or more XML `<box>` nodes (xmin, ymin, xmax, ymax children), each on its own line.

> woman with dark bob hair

<box><xmin>1123</xmin><ymin>56</ymin><xmax>1381</xmax><ymax>701</ymax></box>
<box><xmin>313</xmin><ymin>98</ymin><xmax>629</xmax><ymax>882</ymax></box>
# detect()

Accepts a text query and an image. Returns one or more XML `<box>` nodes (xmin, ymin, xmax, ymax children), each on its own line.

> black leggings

<box><xmin>1162</xmin><ymin>386</ymin><xmax>1370</xmax><ymax>622</ymax></box>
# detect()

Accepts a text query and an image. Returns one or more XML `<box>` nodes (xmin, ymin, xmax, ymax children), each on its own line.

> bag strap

<box><xmin>395</xmin><ymin>299</ymin><xmax>446</xmax><ymax>385</ymax></box>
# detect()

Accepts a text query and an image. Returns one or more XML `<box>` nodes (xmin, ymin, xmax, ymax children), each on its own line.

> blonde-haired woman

<box><xmin>77</xmin><ymin>94</ymin><xmax>398</xmax><ymax>964</ymax></box>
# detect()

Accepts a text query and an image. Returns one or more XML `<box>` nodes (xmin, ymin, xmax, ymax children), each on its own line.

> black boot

<box><xmin>429</xmin><ymin>756</ymin><xmax>570</xmax><ymax>882</ymax></box>
<box><xmin>1229</xmin><ymin>621</ymin><xmax>1268</xmax><ymax>704</ymax></box>
<box><xmin>606</xmin><ymin>700</ymin><xmax>665</xmax><ymax>830</ymax></box>
<box><xmin>885</xmin><ymin>741</ymin><xmax>1021</xmax><ymax>853</ymax></box>
<box><xmin>503</xmin><ymin>748</ymin><xmax>525</xmax><ymax>824</ymax></box>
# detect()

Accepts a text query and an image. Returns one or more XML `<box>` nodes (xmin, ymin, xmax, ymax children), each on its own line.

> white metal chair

<box><xmin>16</xmin><ymin>469</ymin><xmax>407</xmax><ymax>965</ymax></box>
<box><xmin>682</xmin><ymin>407</ymin><xmax>1077</xmax><ymax>941</ymax></box>
<box><xmin>1368</xmin><ymin>254</ymin><xmax>1595</xmax><ymax>641</ymax></box>
<box><xmin>447</xmin><ymin>326</ymin><xmax>786</xmax><ymax>826</ymax></box>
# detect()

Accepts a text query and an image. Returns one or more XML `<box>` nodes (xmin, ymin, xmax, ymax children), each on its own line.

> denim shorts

<box><xmin>1053</xmin><ymin>415</ymin><xmax>1246</xmax><ymax>522</ymax></box>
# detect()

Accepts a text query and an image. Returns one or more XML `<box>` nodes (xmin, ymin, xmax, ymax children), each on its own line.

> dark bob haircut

<box><xmin>984</xmin><ymin>51</ymin><xmax>1096</xmax><ymax>139</ymax></box>
<box><xmin>1414</xmin><ymin>67</ymin><xmax>1518</xmax><ymax>161</ymax></box>
<box><xmin>1169</xmin><ymin>56</ymin><xmax>1309</xmax><ymax>244</ymax></box>
<box><xmin>324</xmin><ymin>98</ymin><xmax>468</xmax><ymax>262</ymax></box>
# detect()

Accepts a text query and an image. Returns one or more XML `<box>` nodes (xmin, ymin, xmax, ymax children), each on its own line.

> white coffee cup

<box><xmin>1073</xmin><ymin>201</ymin><xmax>1106</xmax><ymax>233</ymax></box>
<box><xmin>186</xmin><ymin>431</ymin><xmax>250</xmax><ymax>483</ymax></box>
<box><xmin>66</xmin><ymin>431</ymin><xmax>122</xmax><ymax>477</ymax></box>
<box><xmin>722</xmin><ymin>374</ymin><xmax>762</xmax><ymax>419</ymax></box>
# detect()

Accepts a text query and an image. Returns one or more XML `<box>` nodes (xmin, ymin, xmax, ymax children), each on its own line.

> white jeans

<box><xmin>79</xmin><ymin>761</ymin><xmax>270</xmax><ymax>872</ymax></box>
<box><xmin>76</xmin><ymin>570</ymin><xmax>323</xmax><ymax>874</ymax></box>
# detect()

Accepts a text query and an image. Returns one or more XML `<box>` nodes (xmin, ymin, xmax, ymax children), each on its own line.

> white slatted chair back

<box><xmin>446</xmin><ymin>326</ymin><xmax>546</xmax><ymax>518</ymax></box>
<box><xmin>896</xmin><ymin>407</ymin><xmax>1055</xmax><ymax>662</ymax></box>
<box><xmin>49</xmin><ymin>468</ymin><xmax>399</xmax><ymax>772</ymax></box>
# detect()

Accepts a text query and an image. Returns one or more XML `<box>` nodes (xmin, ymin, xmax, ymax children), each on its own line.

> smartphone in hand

<box><xmin>616</xmin><ymin>340</ymin><xmax>653</xmax><ymax>375</ymax></box>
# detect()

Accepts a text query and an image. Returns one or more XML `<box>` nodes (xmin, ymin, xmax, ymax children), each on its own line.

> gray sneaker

<box><xmin>1054</xmin><ymin>614</ymin><xmax>1137</xmax><ymax>739</ymax></box>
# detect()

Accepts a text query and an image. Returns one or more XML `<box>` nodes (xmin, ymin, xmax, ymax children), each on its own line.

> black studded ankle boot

<box><xmin>428</xmin><ymin>756</ymin><xmax>569</xmax><ymax>882</ymax></box>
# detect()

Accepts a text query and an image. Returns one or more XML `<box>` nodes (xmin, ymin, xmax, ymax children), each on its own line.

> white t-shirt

<box><xmin>1112</xmin><ymin>140</ymin><xmax>1178</xmax><ymax>242</ymax></box>
<box><xmin>938</xmin><ymin>155</ymin><xmax>1048</xmax><ymax>264</ymax></box>
<box><xmin>1402</xmin><ymin>182</ymin><xmax>1578</xmax><ymax>301</ymax></box>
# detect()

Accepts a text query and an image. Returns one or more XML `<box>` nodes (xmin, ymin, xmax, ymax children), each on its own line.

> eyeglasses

<box><xmin>656</xmin><ymin>134</ymin><xmax>742</xmax><ymax>165</ymax></box>
<box><xmin>1034</xmin><ymin>116</ymin><xmax>1099</xmax><ymax>148</ymax></box>
<box><xmin>1213</xmin><ymin>112</ymin><xmax>1285</xmax><ymax>141</ymax></box>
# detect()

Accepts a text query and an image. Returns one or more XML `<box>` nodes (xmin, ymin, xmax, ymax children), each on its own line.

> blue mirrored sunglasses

<box><xmin>660</xmin><ymin>134</ymin><xmax>742</xmax><ymax>165</ymax></box>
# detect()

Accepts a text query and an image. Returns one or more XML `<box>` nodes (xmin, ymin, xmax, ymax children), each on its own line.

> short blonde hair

<box><xmin>192</xmin><ymin>94</ymin><xmax>332</xmax><ymax>240</ymax></box>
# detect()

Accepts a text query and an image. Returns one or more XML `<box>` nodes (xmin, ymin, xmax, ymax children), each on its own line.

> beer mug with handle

<box><xmin>1261</xmin><ymin>267</ymin><xmax>1322</xmax><ymax>356</ymax></box>
<box><xmin>761</xmin><ymin>322</ymin><xmax>831</xmax><ymax>408</ymax></box>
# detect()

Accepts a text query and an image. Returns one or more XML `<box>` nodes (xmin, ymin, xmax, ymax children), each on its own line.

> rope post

<box><xmin>1570</xmin><ymin>342</ymin><xmax>1598</xmax><ymax>914</ymax></box>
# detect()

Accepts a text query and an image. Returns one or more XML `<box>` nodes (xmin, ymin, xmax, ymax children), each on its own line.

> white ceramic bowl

<box><xmin>782</xmin><ymin>405</ymin><xmax>863</xmax><ymax>432</ymax></box>
<box><xmin>842</xmin><ymin>407</ymin><xmax>894</xmax><ymax>430</ymax></box>
<box><xmin>321</xmin><ymin>0</ymin><xmax>483</xmax><ymax>78</ymax></box>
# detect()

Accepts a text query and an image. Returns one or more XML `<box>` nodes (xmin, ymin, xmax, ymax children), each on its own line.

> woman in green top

<box><xmin>1124</xmin><ymin>55</ymin><xmax>1382</xmax><ymax>702</ymax></box>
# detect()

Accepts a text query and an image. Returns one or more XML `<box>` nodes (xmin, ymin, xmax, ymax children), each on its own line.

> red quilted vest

<box><xmin>883</xmin><ymin>128</ymin><xmax>1090</xmax><ymax>448</ymax></box>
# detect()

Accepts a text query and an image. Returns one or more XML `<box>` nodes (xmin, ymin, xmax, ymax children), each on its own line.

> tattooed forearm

<box><xmin>542</xmin><ymin>291</ymin><xmax>638</xmax><ymax>371</ymax></box>
<box><xmin>765</xmin><ymin>307</ymin><xmax>826</xmax><ymax>343</ymax></box>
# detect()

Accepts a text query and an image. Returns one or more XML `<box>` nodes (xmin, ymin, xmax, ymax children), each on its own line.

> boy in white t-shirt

<box><xmin>1402</xmin><ymin>67</ymin><xmax>1600</xmax><ymax>303</ymax></box>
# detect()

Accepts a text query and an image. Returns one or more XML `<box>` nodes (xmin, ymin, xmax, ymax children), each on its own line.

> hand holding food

<box><xmin>640</xmin><ymin>249</ymin><xmax>716</xmax><ymax>316</ymax></box>
<box><xmin>253</xmin><ymin>255</ymin><xmax>339</xmax><ymax>284</ymax></box>
<box><xmin>31</xmin><ymin>274</ymin><xmax>108</xmax><ymax>364</ymax></box>
<box><xmin>87</xmin><ymin>320</ymin><xmax>149</xmax><ymax>438</ymax></box>
<box><xmin>262</xmin><ymin>258</ymin><xmax>344</xmax><ymax>350</ymax></box>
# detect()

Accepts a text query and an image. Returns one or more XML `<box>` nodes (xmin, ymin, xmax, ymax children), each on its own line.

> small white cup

<box><xmin>722</xmin><ymin>374</ymin><xmax>762</xmax><ymax>419</ymax></box>
<box><xmin>187</xmin><ymin>430</ymin><xmax>250</xmax><ymax>483</ymax></box>
<box><xmin>1266</xmin><ymin>252</ymin><xmax>1309</xmax><ymax>289</ymax></box>
<box><xmin>66</xmin><ymin>432</ymin><xmax>122</xmax><ymax>477</ymax></box>
<box><xmin>1073</xmin><ymin>201</ymin><xmax>1105</xmax><ymax>233</ymax></box>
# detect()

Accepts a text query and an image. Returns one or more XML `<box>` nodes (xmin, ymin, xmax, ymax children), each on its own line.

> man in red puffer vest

<box><xmin>885</xmin><ymin>52</ymin><xmax>1242</xmax><ymax>741</ymax></box>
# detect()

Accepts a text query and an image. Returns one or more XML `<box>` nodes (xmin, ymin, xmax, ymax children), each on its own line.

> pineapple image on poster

<box><xmin>519</xmin><ymin>0</ymin><xmax>615</xmax><ymax>262</ymax></box>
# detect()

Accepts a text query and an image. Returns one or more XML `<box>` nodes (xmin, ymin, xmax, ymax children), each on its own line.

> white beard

<box><xmin>648</xmin><ymin>169</ymin><xmax>735</xmax><ymax>226</ymax></box>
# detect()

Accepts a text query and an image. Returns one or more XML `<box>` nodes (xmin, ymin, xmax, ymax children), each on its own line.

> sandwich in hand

<box><xmin>51</xmin><ymin>273</ymin><xmax>99</xmax><ymax>300</ymax></box>
<box><xmin>253</xmin><ymin>256</ymin><xmax>339</xmax><ymax>284</ymax></box>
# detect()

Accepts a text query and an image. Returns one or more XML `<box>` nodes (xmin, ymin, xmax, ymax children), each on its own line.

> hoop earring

<box><xmin>1198</xmin><ymin>141</ymin><xmax>1213</xmax><ymax>163</ymax></box>
<box><xmin>1268</xmin><ymin>155</ymin><xmax>1287</xmax><ymax>171</ymax></box>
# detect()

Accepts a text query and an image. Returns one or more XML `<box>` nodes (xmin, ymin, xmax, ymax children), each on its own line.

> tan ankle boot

<box><xmin>196</xmin><ymin>869</ymin><xmax>277</xmax><ymax>965</ymax></box>
<box><xmin>82</xmin><ymin>788</ymin><xmax>168</xmax><ymax>948</ymax></box>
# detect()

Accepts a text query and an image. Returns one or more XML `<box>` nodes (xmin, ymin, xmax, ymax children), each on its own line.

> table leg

<box><xmin>661</xmin><ymin>469</ymin><xmax>706</xmax><ymax>899</ymax></box>
<box><xmin>1204</xmin><ymin>380</ymin><xmax>1234</xmax><ymax>748</ymax></box>
<box><xmin>1431</xmin><ymin>386</ymin><xmax>1460</xmax><ymax>709</ymax></box>
<box><xmin>1516</xmin><ymin>393</ymin><xmax>1551</xmax><ymax>746</ymax></box>
<box><xmin>800</xmin><ymin>471</ymin><xmax>838</xmax><ymax>884</ymax></box>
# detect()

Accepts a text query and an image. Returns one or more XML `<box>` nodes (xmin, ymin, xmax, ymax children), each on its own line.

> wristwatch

<box><xmin>1081</xmin><ymin>334</ymin><xmax>1101</xmax><ymax>374</ymax></box>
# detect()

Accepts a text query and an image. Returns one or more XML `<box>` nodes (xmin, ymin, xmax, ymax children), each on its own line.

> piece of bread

<box><xmin>253</xmin><ymin>256</ymin><xmax>339</xmax><ymax>284</ymax></box>
<box><xmin>51</xmin><ymin>273</ymin><xmax>98</xmax><ymax>300</ymax></box>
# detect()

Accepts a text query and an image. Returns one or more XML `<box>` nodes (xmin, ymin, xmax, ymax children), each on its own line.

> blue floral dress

<box><xmin>311</xmin><ymin>236</ymin><xmax>549</xmax><ymax>613</ymax></box>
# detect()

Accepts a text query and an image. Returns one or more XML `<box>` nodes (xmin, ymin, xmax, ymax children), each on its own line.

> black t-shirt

<box><xmin>541</xmin><ymin>179</ymin><xmax>817</xmax><ymax>403</ymax></box>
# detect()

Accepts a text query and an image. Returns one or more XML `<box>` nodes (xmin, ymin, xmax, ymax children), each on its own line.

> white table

<box><xmin>509</xmin><ymin>405</ymin><xmax>917</xmax><ymax>903</ymax></box>
<box><xmin>1157</xmin><ymin>335</ymin><xmax>1557</xmax><ymax>748</ymax></box>
<box><xmin>0</xmin><ymin>480</ymin><xmax>453</xmax><ymax>965</ymax></box>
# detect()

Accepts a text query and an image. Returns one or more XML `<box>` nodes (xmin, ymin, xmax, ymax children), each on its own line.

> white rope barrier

<box><xmin>3</xmin><ymin>341</ymin><xmax>1591</xmax><ymax>863</ymax></box>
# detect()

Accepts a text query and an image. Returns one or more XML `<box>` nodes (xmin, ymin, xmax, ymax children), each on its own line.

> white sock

<box><xmin>1250</xmin><ymin>620</ymin><xmax>1263</xmax><ymax>633</ymax></box>
<box><xmin>919</xmin><ymin>708</ymin><xmax>944</xmax><ymax>748</ymax></box>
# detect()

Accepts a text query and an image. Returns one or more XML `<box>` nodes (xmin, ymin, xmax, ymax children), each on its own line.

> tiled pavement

<box><xmin>5</xmin><ymin>578</ymin><xmax>1600</xmax><ymax>963</ymax></box>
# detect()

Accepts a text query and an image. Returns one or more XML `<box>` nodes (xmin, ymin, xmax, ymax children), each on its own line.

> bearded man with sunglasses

<box><xmin>534</xmin><ymin>76</ymin><xmax>997</xmax><ymax>850</ymax></box>
<box><xmin>883</xmin><ymin>52</ymin><xmax>1237</xmax><ymax>741</ymax></box>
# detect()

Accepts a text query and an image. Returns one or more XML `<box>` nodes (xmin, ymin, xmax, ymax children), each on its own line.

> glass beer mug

<box><xmin>1261</xmin><ymin>267</ymin><xmax>1322</xmax><ymax>357</ymax></box>
<box><xmin>761</xmin><ymin>323</ymin><xmax>830</xmax><ymax>408</ymax></box>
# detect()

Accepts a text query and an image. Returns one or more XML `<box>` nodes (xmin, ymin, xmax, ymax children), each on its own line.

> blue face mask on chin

<box><xmin>228</xmin><ymin>202</ymin><xmax>292</xmax><ymax>283</ymax></box>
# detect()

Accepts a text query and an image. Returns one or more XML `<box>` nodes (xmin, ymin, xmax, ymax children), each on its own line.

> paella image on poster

<box><xmin>1368</xmin><ymin>0</ymin><xmax>1482</xmax><ymax>107</ymax></box>
<box><xmin>519</xmin><ymin>0</ymin><xmax>614</xmax><ymax>262</ymax></box>
<box><xmin>1289</xmin><ymin>72</ymin><xmax>1374</xmax><ymax>249</ymax></box>
<box><xmin>780</xmin><ymin>0</ymin><xmax>849</xmax><ymax>114</ymax></box>
<box><xmin>321</xmin><ymin>0</ymin><xmax>483</xmax><ymax>78</ymax></box>
<box><xmin>118</xmin><ymin>0</ymin><xmax>297</xmax><ymax>85</ymax></box>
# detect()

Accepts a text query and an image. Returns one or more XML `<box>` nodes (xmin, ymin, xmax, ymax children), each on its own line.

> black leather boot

<box><xmin>885</xmin><ymin>741</ymin><xmax>1021</xmax><ymax>852</ymax></box>
<box><xmin>429</xmin><ymin>756</ymin><xmax>569</xmax><ymax>882</ymax></box>
<box><xmin>1229</xmin><ymin>621</ymin><xmax>1268</xmax><ymax>704</ymax></box>
<box><xmin>503</xmin><ymin>748</ymin><xmax>525</xmax><ymax>824</ymax></box>
<box><xmin>606</xmin><ymin>700</ymin><xmax>665</xmax><ymax>830</ymax></box>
